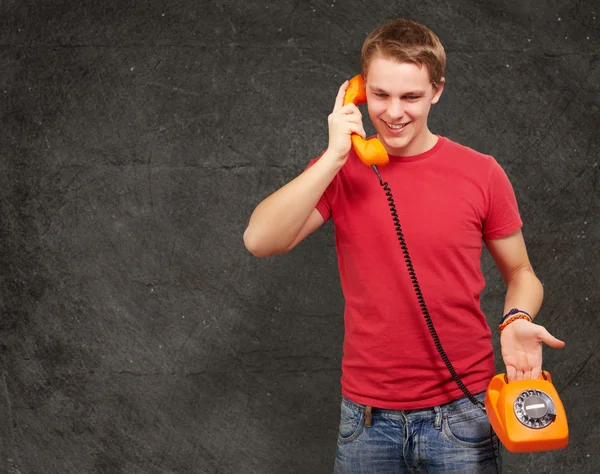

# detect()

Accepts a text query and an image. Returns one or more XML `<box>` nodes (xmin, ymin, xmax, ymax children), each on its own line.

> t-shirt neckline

<box><xmin>386</xmin><ymin>135</ymin><xmax>446</xmax><ymax>163</ymax></box>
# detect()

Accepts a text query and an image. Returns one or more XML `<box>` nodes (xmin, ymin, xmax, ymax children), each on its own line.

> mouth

<box><xmin>383</xmin><ymin>120</ymin><xmax>410</xmax><ymax>130</ymax></box>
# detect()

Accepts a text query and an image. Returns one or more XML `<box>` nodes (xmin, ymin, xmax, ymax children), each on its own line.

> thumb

<box><xmin>538</xmin><ymin>326</ymin><xmax>565</xmax><ymax>349</ymax></box>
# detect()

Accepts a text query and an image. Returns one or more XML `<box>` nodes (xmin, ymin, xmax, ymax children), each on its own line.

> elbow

<box><xmin>505</xmin><ymin>263</ymin><xmax>535</xmax><ymax>285</ymax></box>
<box><xmin>507</xmin><ymin>265</ymin><xmax>543</xmax><ymax>294</ymax></box>
<box><xmin>243</xmin><ymin>226</ymin><xmax>283</xmax><ymax>258</ymax></box>
<box><xmin>243</xmin><ymin>227</ymin><xmax>267</xmax><ymax>257</ymax></box>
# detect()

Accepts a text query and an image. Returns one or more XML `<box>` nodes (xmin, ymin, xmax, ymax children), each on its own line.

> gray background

<box><xmin>0</xmin><ymin>0</ymin><xmax>598</xmax><ymax>472</ymax></box>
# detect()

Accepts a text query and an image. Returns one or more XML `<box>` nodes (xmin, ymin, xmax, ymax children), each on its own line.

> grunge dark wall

<box><xmin>0</xmin><ymin>0</ymin><xmax>598</xmax><ymax>472</ymax></box>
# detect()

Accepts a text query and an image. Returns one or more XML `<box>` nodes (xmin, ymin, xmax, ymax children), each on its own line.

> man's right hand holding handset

<box><xmin>322</xmin><ymin>80</ymin><xmax>367</xmax><ymax>170</ymax></box>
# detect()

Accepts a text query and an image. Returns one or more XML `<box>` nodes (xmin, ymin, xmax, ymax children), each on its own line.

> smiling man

<box><xmin>365</xmin><ymin>58</ymin><xmax>442</xmax><ymax>156</ymax></box>
<box><xmin>243</xmin><ymin>19</ymin><xmax>564</xmax><ymax>473</ymax></box>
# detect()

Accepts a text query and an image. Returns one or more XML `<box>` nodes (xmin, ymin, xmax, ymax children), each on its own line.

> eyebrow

<box><xmin>369</xmin><ymin>86</ymin><xmax>426</xmax><ymax>95</ymax></box>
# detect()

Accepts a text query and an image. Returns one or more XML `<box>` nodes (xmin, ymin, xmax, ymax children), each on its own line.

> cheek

<box><xmin>406</xmin><ymin>103</ymin><xmax>429</xmax><ymax>120</ymax></box>
<box><xmin>367</xmin><ymin>102</ymin><xmax>386</xmax><ymax>119</ymax></box>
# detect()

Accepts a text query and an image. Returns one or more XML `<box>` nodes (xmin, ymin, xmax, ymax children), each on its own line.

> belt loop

<box><xmin>434</xmin><ymin>405</ymin><xmax>442</xmax><ymax>430</ymax></box>
<box><xmin>364</xmin><ymin>406</ymin><xmax>373</xmax><ymax>428</ymax></box>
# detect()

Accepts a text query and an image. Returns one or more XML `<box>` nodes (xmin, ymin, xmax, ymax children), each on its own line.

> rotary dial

<box><xmin>513</xmin><ymin>389</ymin><xmax>557</xmax><ymax>429</ymax></box>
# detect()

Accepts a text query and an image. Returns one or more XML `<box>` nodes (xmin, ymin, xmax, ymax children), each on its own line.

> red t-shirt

<box><xmin>308</xmin><ymin>136</ymin><xmax>523</xmax><ymax>409</ymax></box>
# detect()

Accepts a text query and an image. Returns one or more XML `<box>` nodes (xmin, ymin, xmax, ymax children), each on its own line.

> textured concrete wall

<box><xmin>0</xmin><ymin>1</ymin><xmax>598</xmax><ymax>472</ymax></box>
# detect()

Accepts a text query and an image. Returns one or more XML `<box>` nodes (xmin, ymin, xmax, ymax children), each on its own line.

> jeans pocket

<box><xmin>338</xmin><ymin>401</ymin><xmax>364</xmax><ymax>443</ymax></box>
<box><xmin>442</xmin><ymin>404</ymin><xmax>495</xmax><ymax>448</ymax></box>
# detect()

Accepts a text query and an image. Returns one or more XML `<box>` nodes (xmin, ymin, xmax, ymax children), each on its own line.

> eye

<box><xmin>375</xmin><ymin>93</ymin><xmax>387</xmax><ymax>98</ymax></box>
<box><xmin>404</xmin><ymin>95</ymin><xmax>421</xmax><ymax>100</ymax></box>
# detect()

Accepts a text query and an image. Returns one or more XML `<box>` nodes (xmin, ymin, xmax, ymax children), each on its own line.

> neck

<box><xmin>380</xmin><ymin>128</ymin><xmax>438</xmax><ymax>157</ymax></box>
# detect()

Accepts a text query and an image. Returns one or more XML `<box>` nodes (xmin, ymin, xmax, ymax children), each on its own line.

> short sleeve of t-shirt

<box><xmin>483</xmin><ymin>159</ymin><xmax>523</xmax><ymax>239</ymax></box>
<box><xmin>305</xmin><ymin>155</ymin><xmax>334</xmax><ymax>222</ymax></box>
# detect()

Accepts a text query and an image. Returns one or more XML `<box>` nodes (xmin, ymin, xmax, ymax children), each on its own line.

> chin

<box><xmin>378</xmin><ymin>134</ymin><xmax>412</xmax><ymax>154</ymax></box>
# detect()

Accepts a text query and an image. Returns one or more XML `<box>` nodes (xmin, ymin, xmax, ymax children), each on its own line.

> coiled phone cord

<box><xmin>370</xmin><ymin>164</ymin><xmax>484</xmax><ymax>408</ymax></box>
<box><xmin>371</xmin><ymin>164</ymin><xmax>500</xmax><ymax>472</ymax></box>
<box><xmin>371</xmin><ymin>164</ymin><xmax>500</xmax><ymax>473</ymax></box>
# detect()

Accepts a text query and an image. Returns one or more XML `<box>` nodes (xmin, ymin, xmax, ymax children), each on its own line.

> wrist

<box><xmin>499</xmin><ymin>314</ymin><xmax>532</xmax><ymax>333</ymax></box>
<box><xmin>321</xmin><ymin>149</ymin><xmax>348</xmax><ymax>169</ymax></box>
<box><xmin>501</xmin><ymin>308</ymin><xmax>532</xmax><ymax>324</ymax></box>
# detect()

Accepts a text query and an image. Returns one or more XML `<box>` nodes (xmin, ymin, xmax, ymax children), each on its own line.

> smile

<box><xmin>384</xmin><ymin>120</ymin><xmax>410</xmax><ymax>130</ymax></box>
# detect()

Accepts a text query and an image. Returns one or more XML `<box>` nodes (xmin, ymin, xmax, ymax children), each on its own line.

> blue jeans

<box><xmin>333</xmin><ymin>391</ymin><xmax>501</xmax><ymax>473</ymax></box>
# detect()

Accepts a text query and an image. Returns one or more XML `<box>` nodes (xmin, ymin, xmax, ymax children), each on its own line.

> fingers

<box><xmin>328</xmin><ymin>104</ymin><xmax>361</xmax><ymax>123</ymax></box>
<box><xmin>349</xmin><ymin>123</ymin><xmax>366</xmax><ymax>140</ymax></box>
<box><xmin>344</xmin><ymin>114</ymin><xmax>363</xmax><ymax>125</ymax></box>
<box><xmin>506</xmin><ymin>365</ymin><xmax>517</xmax><ymax>382</ymax></box>
<box><xmin>327</xmin><ymin>85</ymin><xmax>367</xmax><ymax>154</ymax></box>
<box><xmin>333</xmin><ymin>80</ymin><xmax>349</xmax><ymax>112</ymax></box>
<box><xmin>539</xmin><ymin>326</ymin><xmax>566</xmax><ymax>349</ymax></box>
<box><xmin>340</xmin><ymin>103</ymin><xmax>362</xmax><ymax>117</ymax></box>
<box><xmin>513</xmin><ymin>368</ymin><xmax>535</xmax><ymax>380</ymax></box>
<box><xmin>508</xmin><ymin>367</ymin><xmax>542</xmax><ymax>381</ymax></box>
<box><xmin>328</xmin><ymin>102</ymin><xmax>365</xmax><ymax>136</ymax></box>
<box><xmin>513</xmin><ymin>367</ymin><xmax>543</xmax><ymax>381</ymax></box>
<box><xmin>515</xmin><ymin>369</ymin><xmax>524</xmax><ymax>381</ymax></box>
<box><xmin>505</xmin><ymin>353</ymin><xmax>542</xmax><ymax>381</ymax></box>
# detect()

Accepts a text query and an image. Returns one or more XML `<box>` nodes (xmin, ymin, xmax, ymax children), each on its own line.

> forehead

<box><xmin>365</xmin><ymin>56</ymin><xmax>431</xmax><ymax>91</ymax></box>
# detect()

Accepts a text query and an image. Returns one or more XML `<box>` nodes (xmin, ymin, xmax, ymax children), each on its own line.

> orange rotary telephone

<box><xmin>485</xmin><ymin>371</ymin><xmax>568</xmax><ymax>452</ymax></box>
<box><xmin>343</xmin><ymin>74</ymin><xmax>569</xmax><ymax>453</ymax></box>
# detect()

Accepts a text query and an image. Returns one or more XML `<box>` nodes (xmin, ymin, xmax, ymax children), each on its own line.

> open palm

<box><xmin>500</xmin><ymin>319</ymin><xmax>565</xmax><ymax>381</ymax></box>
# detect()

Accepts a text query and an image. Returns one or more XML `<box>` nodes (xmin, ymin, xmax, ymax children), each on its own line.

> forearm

<box><xmin>502</xmin><ymin>267</ymin><xmax>544</xmax><ymax>320</ymax></box>
<box><xmin>243</xmin><ymin>151</ymin><xmax>341</xmax><ymax>256</ymax></box>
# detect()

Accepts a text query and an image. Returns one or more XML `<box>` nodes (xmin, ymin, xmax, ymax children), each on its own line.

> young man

<box><xmin>243</xmin><ymin>19</ymin><xmax>565</xmax><ymax>473</ymax></box>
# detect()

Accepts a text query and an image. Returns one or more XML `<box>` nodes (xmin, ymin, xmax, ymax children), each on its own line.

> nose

<box><xmin>386</xmin><ymin>99</ymin><xmax>404</xmax><ymax>121</ymax></box>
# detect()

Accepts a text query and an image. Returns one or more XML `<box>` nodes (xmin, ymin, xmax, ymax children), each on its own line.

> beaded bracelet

<box><xmin>498</xmin><ymin>314</ymin><xmax>532</xmax><ymax>332</ymax></box>
<box><xmin>501</xmin><ymin>308</ymin><xmax>532</xmax><ymax>324</ymax></box>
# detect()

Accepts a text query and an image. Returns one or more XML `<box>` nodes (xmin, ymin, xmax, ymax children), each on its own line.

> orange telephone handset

<box><xmin>485</xmin><ymin>371</ymin><xmax>569</xmax><ymax>452</ymax></box>
<box><xmin>343</xmin><ymin>75</ymin><xmax>389</xmax><ymax>166</ymax></box>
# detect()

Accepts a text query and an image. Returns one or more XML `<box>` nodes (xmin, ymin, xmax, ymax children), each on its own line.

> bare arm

<box><xmin>485</xmin><ymin>229</ymin><xmax>564</xmax><ymax>381</ymax></box>
<box><xmin>243</xmin><ymin>80</ymin><xmax>366</xmax><ymax>257</ymax></box>
<box><xmin>485</xmin><ymin>229</ymin><xmax>543</xmax><ymax>318</ymax></box>
<box><xmin>243</xmin><ymin>157</ymin><xmax>337</xmax><ymax>257</ymax></box>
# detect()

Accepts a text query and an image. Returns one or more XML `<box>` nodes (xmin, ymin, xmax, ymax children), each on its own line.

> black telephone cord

<box><xmin>371</xmin><ymin>164</ymin><xmax>501</xmax><ymax>472</ymax></box>
<box><xmin>370</xmin><ymin>164</ymin><xmax>484</xmax><ymax>409</ymax></box>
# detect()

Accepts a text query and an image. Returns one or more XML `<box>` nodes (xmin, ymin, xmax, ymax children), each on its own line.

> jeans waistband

<box><xmin>341</xmin><ymin>390</ymin><xmax>486</xmax><ymax>417</ymax></box>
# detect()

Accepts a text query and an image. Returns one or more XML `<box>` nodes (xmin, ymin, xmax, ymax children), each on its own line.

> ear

<box><xmin>430</xmin><ymin>77</ymin><xmax>445</xmax><ymax>104</ymax></box>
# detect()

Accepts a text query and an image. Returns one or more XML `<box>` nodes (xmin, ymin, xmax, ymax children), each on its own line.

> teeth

<box><xmin>386</xmin><ymin>121</ymin><xmax>408</xmax><ymax>129</ymax></box>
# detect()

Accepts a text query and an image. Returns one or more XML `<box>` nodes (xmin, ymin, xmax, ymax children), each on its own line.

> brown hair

<box><xmin>360</xmin><ymin>19</ymin><xmax>446</xmax><ymax>89</ymax></box>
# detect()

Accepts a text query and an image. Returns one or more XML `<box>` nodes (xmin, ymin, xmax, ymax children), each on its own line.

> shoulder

<box><xmin>438</xmin><ymin>136</ymin><xmax>504</xmax><ymax>176</ymax></box>
<box><xmin>441</xmin><ymin>137</ymin><xmax>495</xmax><ymax>163</ymax></box>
